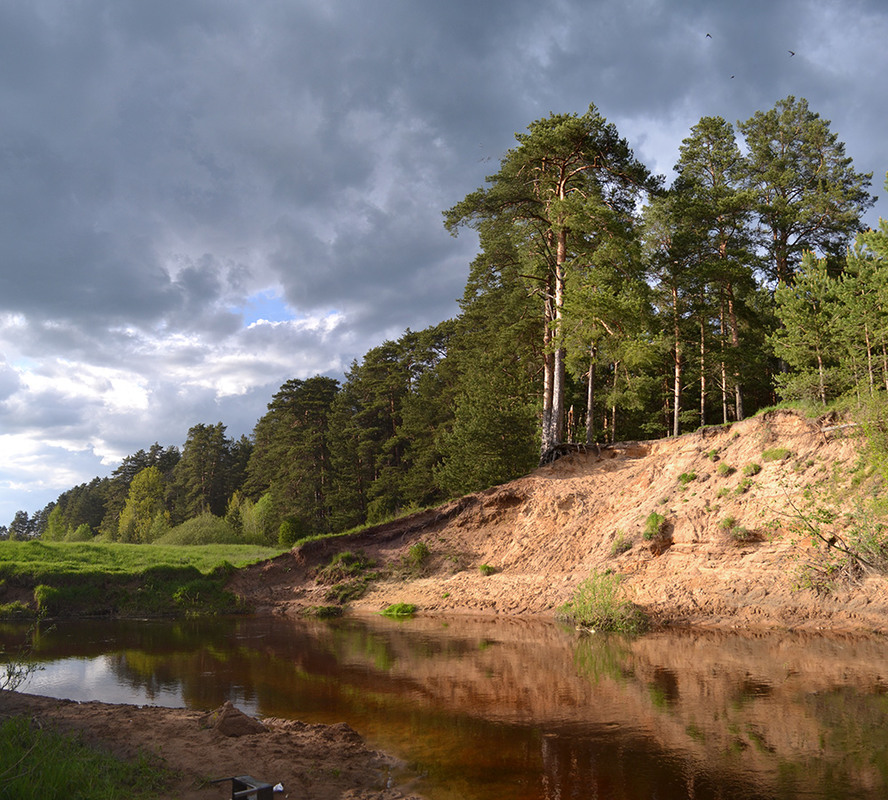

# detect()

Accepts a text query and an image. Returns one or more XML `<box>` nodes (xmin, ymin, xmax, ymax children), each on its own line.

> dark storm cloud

<box><xmin>2</xmin><ymin>0</ymin><xmax>887</xmax><ymax>521</ymax></box>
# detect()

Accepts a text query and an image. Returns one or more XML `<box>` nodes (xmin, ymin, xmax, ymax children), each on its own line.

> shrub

<box><xmin>678</xmin><ymin>472</ymin><xmax>697</xmax><ymax>486</ymax></box>
<box><xmin>643</xmin><ymin>512</ymin><xmax>667</xmax><ymax>541</ymax></box>
<box><xmin>719</xmin><ymin>516</ymin><xmax>737</xmax><ymax>531</ymax></box>
<box><xmin>408</xmin><ymin>542</ymin><xmax>430</xmax><ymax>566</ymax></box>
<box><xmin>706</xmin><ymin>449</ymin><xmax>720</xmax><ymax>462</ymax></box>
<box><xmin>716</xmin><ymin>462</ymin><xmax>735</xmax><ymax>477</ymax></box>
<box><xmin>742</xmin><ymin>462</ymin><xmax>762</xmax><ymax>476</ymax></box>
<box><xmin>556</xmin><ymin>570</ymin><xmax>647</xmax><ymax>634</ymax></box>
<box><xmin>400</xmin><ymin>541</ymin><xmax>431</xmax><ymax>575</ymax></box>
<box><xmin>719</xmin><ymin>515</ymin><xmax>759</xmax><ymax>544</ymax></box>
<box><xmin>479</xmin><ymin>563</ymin><xmax>496</xmax><ymax>576</ymax></box>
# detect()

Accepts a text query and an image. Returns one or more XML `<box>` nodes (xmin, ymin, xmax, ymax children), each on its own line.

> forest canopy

<box><xmin>5</xmin><ymin>96</ymin><xmax>884</xmax><ymax>545</ymax></box>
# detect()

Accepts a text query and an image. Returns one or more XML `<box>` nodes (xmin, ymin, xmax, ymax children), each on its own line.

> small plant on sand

<box><xmin>381</xmin><ymin>602</ymin><xmax>417</xmax><ymax>618</ymax></box>
<box><xmin>407</xmin><ymin>542</ymin><xmax>430</xmax><ymax>568</ymax></box>
<box><xmin>557</xmin><ymin>570</ymin><xmax>647</xmax><ymax>634</ymax></box>
<box><xmin>316</xmin><ymin>551</ymin><xmax>375</xmax><ymax>584</ymax></box>
<box><xmin>610</xmin><ymin>530</ymin><xmax>633</xmax><ymax>556</ymax></box>
<box><xmin>742</xmin><ymin>462</ymin><xmax>762</xmax><ymax>476</ymax></box>
<box><xmin>719</xmin><ymin>516</ymin><xmax>758</xmax><ymax>545</ymax></box>
<box><xmin>706</xmin><ymin>449</ymin><xmax>720</xmax><ymax>462</ymax></box>
<box><xmin>643</xmin><ymin>512</ymin><xmax>667</xmax><ymax>541</ymax></box>
<box><xmin>716</xmin><ymin>462</ymin><xmax>735</xmax><ymax>478</ymax></box>
<box><xmin>735</xmin><ymin>477</ymin><xmax>753</xmax><ymax>495</ymax></box>
<box><xmin>678</xmin><ymin>472</ymin><xmax>697</xmax><ymax>486</ymax></box>
<box><xmin>479</xmin><ymin>563</ymin><xmax>496</xmax><ymax>576</ymax></box>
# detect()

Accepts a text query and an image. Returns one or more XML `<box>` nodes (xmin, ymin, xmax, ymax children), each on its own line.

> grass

<box><xmin>0</xmin><ymin>541</ymin><xmax>283</xmax><ymax>619</ymax></box>
<box><xmin>610</xmin><ymin>530</ymin><xmax>633</xmax><ymax>556</ymax></box>
<box><xmin>556</xmin><ymin>570</ymin><xmax>647</xmax><ymax>634</ymax></box>
<box><xmin>0</xmin><ymin>715</ymin><xmax>172</xmax><ymax>799</ymax></box>
<box><xmin>315</xmin><ymin>551</ymin><xmax>375</xmax><ymax>583</ymax></box>
<box><xmin>478</xmin><ymin>563</ymin><xmax>496</xmax><ymax>576</ymax></box>
<box><xmin>380</xmin><ymin>602</ymin><xmax>417</xmax><ymax>618</ymax></box>
<box><xmin>678</xmin><ymin>472</ymin><xmax>697</xmax><ymax>485</ymax></box>
<box><xmin>742</xmin><ymin>462</ymin><xmax>762</xmax><ymax>476</ymax></box>
<box><xmin>716</xmin><ymin>462</ymin><xmax>735</xmax><ymax>477</ymax></box>
<box><xmin>762</xmin><ymin>447</ymin><xmax>793</xmax><ymax>462</ymax></box>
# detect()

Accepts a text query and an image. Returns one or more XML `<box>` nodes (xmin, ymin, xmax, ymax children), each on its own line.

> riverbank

<box><xmin>229</xmin><ymin>410</ymin><xmax>888</xmax><ymax>635</ymax></box>
<box><xmin>0</xmin><ymin>690</ymin><xmax>424</xmax><ymax>800</ymax></box>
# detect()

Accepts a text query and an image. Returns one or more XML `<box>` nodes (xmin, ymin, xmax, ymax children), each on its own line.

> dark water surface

<box><xmin>3</xmin><ymin>614</ymin><xmax>888</xmax><ymax>800</ymax></box>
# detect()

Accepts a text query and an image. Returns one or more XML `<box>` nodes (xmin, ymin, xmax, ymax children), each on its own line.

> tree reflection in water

<box><xmin>6</xmin><ymin>615</ymin><xmax>888</xmax><ymax>800</ymax></box>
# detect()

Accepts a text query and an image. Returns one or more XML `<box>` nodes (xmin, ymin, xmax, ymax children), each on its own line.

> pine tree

<box><xmin>739</xmin><ymin>96</ymin><xmax>874</xmax><ymax>285</ymax></box>
<box><xmin>445</xmin><ymin>105</ymin><xmax>656</xmax><ymax>457</ymax></box>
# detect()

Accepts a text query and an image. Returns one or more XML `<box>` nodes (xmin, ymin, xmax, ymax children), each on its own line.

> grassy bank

<box><xmin>0</xmin><ymin>541</ymin><xmax>284</xmax><ymax>619</ymax></box>
<box><xmin>0</xmin><ymin>715</ymin><xmax>171</xmax><ymax>799</ymax></box>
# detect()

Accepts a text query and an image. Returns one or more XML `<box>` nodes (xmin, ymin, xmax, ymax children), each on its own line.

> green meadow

<box><xmin>0</xmin><ymin>541</ymin><xmax>283</xmax><ymax>618</ymax></box>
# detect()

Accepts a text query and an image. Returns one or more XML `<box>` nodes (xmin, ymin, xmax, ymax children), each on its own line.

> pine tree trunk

<box><xmin>585</xmin><ymin>342</ymin><xmax>597</xmax><ymax>444</ymax></box>
<box><xmin>726</xmin><ymin>283</ymin><xmax>744</xmax><ymax>420</ymax></box>
<box><xmin>719</xmin><ymin>293</ymin><xmax>729</xmax><ymax>423</ymax></box>
<box><xmin>699</xmin><ymin>302</ymin><xmax>706</xmax><ymax>428</ymax></box>
<box><xmin>672</xmin><ymin>284</ymin><xmax>681</xmax><ymax>437</ymax></box>
<box><xmin>864</xmin><ymin>321</ymin><xmax>875</xmax><ymax>396</ymax></box>
<box><xmin>540</xmin><ymin>275</ymin><xmax>555</xmax><ymax>457</ymax></box>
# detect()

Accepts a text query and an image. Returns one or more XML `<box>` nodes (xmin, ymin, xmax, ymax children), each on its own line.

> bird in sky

<box><xmin>789</xmin><ymin>49</ymin><xmax>795</xmax><ymax>56</ymax></box>
<box><xmin>706</xmin><ymin>32</ymin><xmax>712</xmax><ymax>38</ymax></box>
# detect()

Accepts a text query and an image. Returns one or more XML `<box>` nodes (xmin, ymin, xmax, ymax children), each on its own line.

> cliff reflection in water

<box><xmin>8</xmin><ymin>615</ymin><xmax>888</xmax><ymax>800</ymax></box>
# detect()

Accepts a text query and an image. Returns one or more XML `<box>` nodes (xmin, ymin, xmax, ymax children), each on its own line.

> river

<box><xmin>3</xmin><ymin>614</ymin><xmax>888</xmax><ymax>799</ymax></box>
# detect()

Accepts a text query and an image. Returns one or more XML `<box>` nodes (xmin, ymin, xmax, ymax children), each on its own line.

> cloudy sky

<box><xmin>2</xmin><ymin>0</ymin><xmax>887</xmax><ymax>524</ymax></box>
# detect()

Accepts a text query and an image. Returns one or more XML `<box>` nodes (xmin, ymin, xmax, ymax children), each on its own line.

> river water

<box><xmin>3</xmin><ymin>614</ymin><xmax>888</xmax><ymax>800</ymax></box>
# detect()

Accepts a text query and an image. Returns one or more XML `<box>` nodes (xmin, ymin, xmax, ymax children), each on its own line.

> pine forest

<box><xmin>8</xmin><ymin>95</ymin><xmax>888</xmax><ymax>546</ymax></box>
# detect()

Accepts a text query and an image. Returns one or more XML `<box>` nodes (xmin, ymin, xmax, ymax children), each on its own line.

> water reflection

<box><xmin>3</xmin><ymin>615</ymin><xmax>888</xmax><ymax>800</ymax></box>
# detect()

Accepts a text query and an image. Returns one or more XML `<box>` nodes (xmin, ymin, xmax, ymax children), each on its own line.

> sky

<box><xmin>2</xmin><ymin>0</ymin><xmax>887</xmax><ymax>524</ymax></box>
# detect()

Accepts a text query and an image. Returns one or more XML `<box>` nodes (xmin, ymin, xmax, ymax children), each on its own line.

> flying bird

<box><xmin>789</xmin><ymin>50</ymin><xmax>795</xmax><ymax>56</ymax></box>
<box><xmin>706</xmin><ymin>33</ymin><xmax>712</xmax><ymax>38</ymax></box>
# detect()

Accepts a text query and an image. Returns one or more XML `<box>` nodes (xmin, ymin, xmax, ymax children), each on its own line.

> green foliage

<box><xmin>479</xmin><ymin>563</ymin><xmax>496</xmax><ymax>576</ymax></box>
<box><xmin>643</xmin><ymin>512</ymin><xmax>667</xmax><ymax>541</ymax></box>
<box><xmin>406</xmin><ymin>541</ymin><xmax>430</xmax><ymax>570</ymax></box>
<box><xmin>742</xmin><ymin>462</ymin><xmax>762</xmax><ymax>476</ymax></box>
<box><xmin>0</xmin><ymin>715</ymin><xmax>171</xmax><ymax>799</ymax></box>
<box><xmin>556</xmin><ymin>570</ymin><xmax>647</xmax><ymax>633</ymax></box>
<box><xmin>716</xmin><ymin>462</ymin><xmax>735</xmax><ymax>477</ymax></box>
<box><xmin>67</xmin><ymin>523</ymin><xmax>95</xmax><ymax>542</ymax></box>
<box><xmin>706</xmin><ymin>449</ymin><xmax>720</xmax><ymax>462</ymax></box>
<box><xmin>117</xmin><ymin>467</ymin><xmax>166</xmax><ymax>543</ymax></box>
<box><xmin>381</xmin><ymin>602</ymin><xmax>417</xmax><ymax>618</ymax></box>
<box><xmin>154</xmin><ymin>513</ymin><xmax>240</xmax><ymax>546</ymax></box>
<box><xmin>678</xmin><ymin>472</ymin><xmax>697</xmax><ymax>485</ymax></box>
<box><xmin>0</xmin><ymin>600</ymin><xmax>34</xmax><ymax>620</ymax></box>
